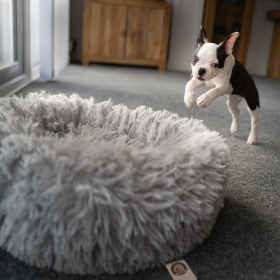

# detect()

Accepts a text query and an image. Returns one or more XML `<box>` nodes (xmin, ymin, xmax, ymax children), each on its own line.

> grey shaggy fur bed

<box><xmin>0</xmin><ymin>93</ymin><xmax>230</xmax><ymax>275</ymax></box>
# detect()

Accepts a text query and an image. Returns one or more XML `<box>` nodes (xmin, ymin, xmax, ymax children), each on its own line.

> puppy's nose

<box><xmin>198</xmin><ymin>68</ymin><xmax>206</xmax><ymax>76</ymax></box>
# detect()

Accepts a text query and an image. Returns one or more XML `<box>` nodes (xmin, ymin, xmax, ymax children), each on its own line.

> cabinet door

<box><xmin>88</xmin><ymin>3</ymin><xmax>127</xmax><ymax>59</ymax></box>
<box><xmin>126</xmin><ymin>7</ymin><xmax>165</xmax><ymax>61</ymax></box>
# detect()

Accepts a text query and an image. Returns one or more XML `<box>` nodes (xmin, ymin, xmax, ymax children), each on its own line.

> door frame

<box><xmin>0</xmin><ymin>0</ymin><xmax>24</xmax><ymax>85</ymax></box>
<box><xmin>0</xmin><ymin>0</ymin><xmax>34</xmax><ymax>97</ymax></box>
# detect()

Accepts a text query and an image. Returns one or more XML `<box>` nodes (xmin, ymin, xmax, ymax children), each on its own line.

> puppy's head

<box><xmin>191</xmin><ymin>27</ymin><xmax>239</xmax><ymax>81</ymax></box>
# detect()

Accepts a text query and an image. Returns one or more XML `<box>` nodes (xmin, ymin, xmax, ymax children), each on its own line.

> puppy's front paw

<box><xmin>184</xmin><ymin>93</ymin><xmax>195</xmax><ymax>108</ymax></box>
<box><xmin>197</xmin><ymin>94</ymin><xmax>212</xmax><ymax>108</ymax></box>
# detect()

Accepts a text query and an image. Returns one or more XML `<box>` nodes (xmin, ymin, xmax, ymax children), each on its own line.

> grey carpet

<box><xmin>1</xmin><ymin>64</ymin><xmax>279</xmax><ymax>280</ymax></box>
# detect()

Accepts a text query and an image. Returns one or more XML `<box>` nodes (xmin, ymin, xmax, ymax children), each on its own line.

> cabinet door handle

<box><xmin>121</xmin><ymin>30</ymin><xmax>127</xmax><ymax>37</ymax></box>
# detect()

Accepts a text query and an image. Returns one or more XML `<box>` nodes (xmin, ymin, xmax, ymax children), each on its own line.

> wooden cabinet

<box><xmin>82</xmin><ymin>0</ymin><xmax>171</xmax><ymax>71</ymax></box>
<box><xmin>203</xmin><ymin>0</ymin><xmax>255</xmax><ymax>65</ymax></box>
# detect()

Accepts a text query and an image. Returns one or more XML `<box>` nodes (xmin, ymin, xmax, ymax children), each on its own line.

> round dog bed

<box><xmin>0</xmin><ymin>92</ymin><xmax>230</xmax><ymax>275</ymax></box>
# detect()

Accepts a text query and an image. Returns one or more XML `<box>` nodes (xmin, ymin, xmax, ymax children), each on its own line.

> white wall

<box><xmin>40</xmin><ymin>0</ymin><xmax>69</xmax><ymax>79</ymax></box>
<box><xmin>40</xmin><ymin>0</ymin><xmax>53</xmax><ymax>79</ymax></box>
<box><xmin>30</xmin><ymin>0</ymin><xmax>39</xmax><ymax>67</ymax></box>
<box><xmin>166</xmin><ymin>0</ymin><xmax>205</xmax><ymax>72</ymax></box>
<box><xmin>53</xmin><ymin>0</ymin><xmax>70</xmax><ymax>76</ymax></box>
<box><xmin>29</xmin><ymin>0</ymin><xmax>40</xmax><ymax>80</ymax></box>
<box><xmin>246</xmin><ymin>0</ymin><xmax>280</xmax><ymax>76</ymax></box>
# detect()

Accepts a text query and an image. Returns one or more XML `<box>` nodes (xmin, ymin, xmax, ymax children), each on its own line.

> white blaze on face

<box><xmin>192</xmin><ymin>43</ymin><xmax>221</xmax><ymax>81</ymax></box>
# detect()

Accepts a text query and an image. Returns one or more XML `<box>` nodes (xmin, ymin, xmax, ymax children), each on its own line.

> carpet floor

<box><xmin>1</xmin><ymin>64</ymin><xmax>279</xmax><ymax>280</ymax></box>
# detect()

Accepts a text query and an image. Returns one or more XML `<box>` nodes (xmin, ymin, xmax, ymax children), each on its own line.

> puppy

<box><xmin>184</xmin><ymin>27</ymin><xmax>260</xmax><ymax>144</ymax></box>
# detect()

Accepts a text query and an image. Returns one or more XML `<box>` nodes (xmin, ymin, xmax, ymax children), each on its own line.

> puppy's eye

<box><xmin>192</xmin><ymin>56</ymin><xmax>199</xmax><ymax>65</ymax></box>
<box><xmin>212</xmin><ymin>63</ymin><xmax>219</xmax><ymax>68</ymax></box>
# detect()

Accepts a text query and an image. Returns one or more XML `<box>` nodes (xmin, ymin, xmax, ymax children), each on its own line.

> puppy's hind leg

<box><xmin>247</xmin><ymin>106</ymin><xmax>260</xmax><ymax>144</ymax></box>
<box><xmin>227</xmin><ymin>95</ymin><xmax>243</xmax><ymax>134</ymax></box>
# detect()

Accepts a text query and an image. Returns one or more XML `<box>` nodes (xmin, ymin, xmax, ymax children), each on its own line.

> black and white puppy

<box><xmin>184</xmin><ymin>27</ymin><xmax>260</xmax><ymax>144</ymax></box>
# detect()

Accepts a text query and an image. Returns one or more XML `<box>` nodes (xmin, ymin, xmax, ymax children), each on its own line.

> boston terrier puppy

<box><xmin>184</xmin><ymin>27</ymin><xmax>260</xmax><ymax>144</ymax></box>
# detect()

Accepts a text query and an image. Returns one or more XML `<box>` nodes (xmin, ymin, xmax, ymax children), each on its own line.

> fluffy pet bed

<box><xmin>0</xmin><ymin>93</ymin><xmax>230</xmax><ymax>275</ymax></box>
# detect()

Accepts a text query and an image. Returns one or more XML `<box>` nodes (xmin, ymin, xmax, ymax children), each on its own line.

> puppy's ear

<box><xmin>196</xmin><ymin>26</ymin><xmax>208</xmax><ymax>48</ymax></box>
<box><xmin>218</xmin><ymin>32</ymin><xmax>239</xmax><ymax>55</ymax></box>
